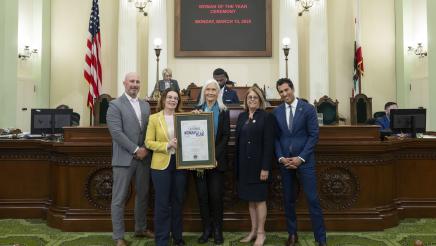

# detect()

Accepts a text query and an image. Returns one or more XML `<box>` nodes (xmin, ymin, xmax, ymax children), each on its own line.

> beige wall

<box><xmin>328</xmin><ymin>0</ymin><xmax>396</xmax><ymax>121</ymax></box>
<box><xmin>360</xmin><ymin>0</ymin><xmax>396</xmax><ymax>113</ymax></box>
<box><xmin>48</xmin><ymin>0</ymin><xmax>398</xmax><ymax>125</ymax></box>
<box><xmin>51</xmin><ymin>0</ymin><xmax>118</xmax><ymax>125</ymax></box>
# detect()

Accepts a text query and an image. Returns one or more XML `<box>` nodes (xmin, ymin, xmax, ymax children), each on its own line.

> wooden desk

<box><xmin>1</xmin><ymin>125</ymin><xmax>436</xmax><ymax>232</ymax></box>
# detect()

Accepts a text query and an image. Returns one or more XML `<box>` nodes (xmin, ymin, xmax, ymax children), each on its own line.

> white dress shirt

<box><xmin>125</xmin><ymin>92</ymin><xmax>142</xmax><ymax>127</ymax></box>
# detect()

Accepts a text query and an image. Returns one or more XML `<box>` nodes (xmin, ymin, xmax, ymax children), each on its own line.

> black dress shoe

<box><xmin>197</xmin><ymin>227</ymin><xmax>212</xmax><ymax>244</ymax></box>
<box><xmin>285</xmin><ymin>234</ymin><xmax>298</xmax><ymax>246</ymax></box>
<box><xmin>318</xmin><ymin>243</ymin><xmax>327</xmax><ymax>246</ymax></box>
<box><xmin>213</xmin><ymin>227</ymin><xmax>224</xmax><ymax>245</ymax></box>
<box><xmin>174</xmin><ymin>239</ymin><xmax>186</xmax><ymax>246</ymax></box>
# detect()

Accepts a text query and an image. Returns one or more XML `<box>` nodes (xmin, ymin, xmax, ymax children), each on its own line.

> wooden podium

<box><xmin>1</xmin><ymin>125</ymin><xmax>436</xmax><ymax>232</ymax></box>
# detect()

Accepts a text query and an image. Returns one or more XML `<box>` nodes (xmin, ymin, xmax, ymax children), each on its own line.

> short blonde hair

<box><xmin>162</xmin><ymin>68</ymin><xmax>172</xmax><ymax>78</ymax></box>
<box><xmin>243</xmin><ymin>86</ymin><xmax>266</xmax><ymax>111</ymax></box>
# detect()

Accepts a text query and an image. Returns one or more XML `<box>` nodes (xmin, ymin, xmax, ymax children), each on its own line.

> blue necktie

<box><xmin>288</xmin><ymin>105</ymin><xmax>293</xmax><ymax>132</ymax></box>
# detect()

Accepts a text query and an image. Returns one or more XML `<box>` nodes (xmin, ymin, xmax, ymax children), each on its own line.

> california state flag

<box><xmin>353</xmin><ymin>0</ymin><xmax>364</xmax><ymax>96</ymax></box>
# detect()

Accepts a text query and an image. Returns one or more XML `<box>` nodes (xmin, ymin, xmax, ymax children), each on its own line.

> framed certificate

<box><xmin>174</xmin><ymin>112</ymin><xmax>216</xmax><ymax>169</ymax></box>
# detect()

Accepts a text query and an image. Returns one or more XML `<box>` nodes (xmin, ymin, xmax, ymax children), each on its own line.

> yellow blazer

<box><xmin>145</xmin><ymin>111</ymin><xmax>172</xmax><ymax>170</ymax></box>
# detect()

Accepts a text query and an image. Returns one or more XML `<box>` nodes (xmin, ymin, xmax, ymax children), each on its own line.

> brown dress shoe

<box><xmin>115</xmin><ymin>239</ymin><xmax>127</xmax><ymax>246</ymax></box>
<box><xmin>134</xmin><ymin>229</ymin><xmax>155</xmax><ymax>238</ymax></box>
<box><xmin>285</xmin><ymin>234</ymin><xmax>298</xmax><ymax>246</ymax></box>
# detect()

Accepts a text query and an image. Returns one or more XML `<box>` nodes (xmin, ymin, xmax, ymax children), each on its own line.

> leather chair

<box><xmin>93</xmin><ymin>94</ymin><xmax>114</xmax><ymax>126</ymax></box>
<box><xmin>314</xmin><ymin>95</ymin><xmax>339</xmax><ymax>125</ymax></box>
<box><xmin>350</xmin><ymin>94</ymin><xmax>372</xmax><ymax>125</ymax></box>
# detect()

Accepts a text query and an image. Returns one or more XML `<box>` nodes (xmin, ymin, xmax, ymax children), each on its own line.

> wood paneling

<box><xmin>1</xmin><ymin>124</ymin><xmax>436</xmax><ymax>232</ymax></box>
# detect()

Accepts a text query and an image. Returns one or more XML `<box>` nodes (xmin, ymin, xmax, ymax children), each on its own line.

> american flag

<box><xmin>84</xmin><ymin>0</ymin><xmax>102</xmax><ymax>113</ymax></box>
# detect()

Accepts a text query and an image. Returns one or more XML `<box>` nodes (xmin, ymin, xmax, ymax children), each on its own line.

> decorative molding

<box><xmin>317</xmin><ymin>155</ymin><xmax>391</xmax><ymax>165</ymax></box>
<box><xmin>395</xmin><ymin>151</ymin><xmax>436</xmax><ymax>160</ymax></box>
<box><xmin>50</xmin><ymin>155</ymin><xmax>111</xmax><ymax>166</ymax></box>
<box><xmin>0</xmin><ymin>151</ymin><xmax>49</xmax><ymax>160</ymax></box>
<box><xmin>318</xmin><ymin>166</ymin><xmax>360</xmax><ymax>210</ymax></box>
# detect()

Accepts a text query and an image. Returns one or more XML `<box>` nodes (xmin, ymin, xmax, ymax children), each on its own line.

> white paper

<box><xmin>180</xmin><ymin>120</ymin><xmax>209</xmax><ymax>161</ymax></box>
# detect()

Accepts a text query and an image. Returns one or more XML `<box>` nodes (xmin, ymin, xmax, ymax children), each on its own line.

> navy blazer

<box><xmin>222</xmin><ymin>89</ymin><xmax>239</xmax><ymax>104</ymax></box>
<box><xmin>155</xmin><ymin>79</ymin><xmax>180</xmax><ymax>92</ymax></box>
<box><xmin>375</xmin><ymin>115</ymin><xmax>390</xmax><ymax>130</ymax></box>
<box><xmin>272</xmin><ymin>99</ymin><xmax>319</xmax><ymax>167</ymax></box>
<box><xmin>235</xmin><ymin>110</ymin><xmax>275</xmax><ymax>183</ymax></box>
<box><xmin>195</xmin><ymin>105</ymin><xmax>230</xmax><ymax>172</ymax></box>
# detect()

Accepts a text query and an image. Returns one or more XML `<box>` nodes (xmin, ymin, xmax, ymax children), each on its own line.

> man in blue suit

<box><xmin>272</xmin><ymin>78</ymin><xmax>327</xmax><ymax>246</ymax></box>
<box><xmin>375</xmin><ymin>102</ymin><xmax>398</xmax><ymax>131</ymax></box>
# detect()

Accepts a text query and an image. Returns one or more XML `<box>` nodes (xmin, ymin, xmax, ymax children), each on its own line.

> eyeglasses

<box><xmin>247</xmin><ymin>96</ymin><xmax>259</xmax><ymax>100</ymax></box>
<box><xmin>167</xmin><ymin>96</ymin><xmax>179</xmax><ymax>101</ymax></box>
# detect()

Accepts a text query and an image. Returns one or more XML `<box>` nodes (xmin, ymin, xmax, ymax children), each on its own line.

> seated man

<box><xmin>375</xmin><ymin>102</ymin><xmax>398</xmax><ymax>131</ymax></box>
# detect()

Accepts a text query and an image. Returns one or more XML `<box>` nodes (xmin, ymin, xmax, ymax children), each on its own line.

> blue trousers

<box><xmin>280</xmin><ymin>165</ymin><xmax>326</xmax><ymax>243</ymax></box>
<box><xmin>151</xmin><ymin>156</ymin><xmax>187</xmax><ymax>246</ymax></box>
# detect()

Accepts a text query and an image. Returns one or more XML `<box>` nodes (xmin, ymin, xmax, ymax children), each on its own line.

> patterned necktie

<box><xmin>288</xmin><ymin>105</ymin><xmax>293</xmax><ymax>132</ymax></box>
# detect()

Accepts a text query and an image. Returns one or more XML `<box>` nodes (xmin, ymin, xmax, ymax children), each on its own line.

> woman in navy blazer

<box><xmin>235</xmin><ymin>86</ymin><xmax>275</xmax><ymax>246</ymax></box>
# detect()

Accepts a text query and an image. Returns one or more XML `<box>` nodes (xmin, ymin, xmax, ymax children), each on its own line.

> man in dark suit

<box><xmin>106</xmin><ymin>72</ymin><xmax>154</xmax><ymax>246</ymax></box>
<box><xmin>375</xmin><ymin>101</ymin><xmax>398</xmax><ymax>131</ymax></box>
<box><xmin>213</xmin><ymin>68</ymin><xmax>239</xmax><ymax>104</ymax></box>
<box><xmin>272</xmin><ymin>78</ymin><xmax>327</xmax><ymax>246</ymax></box>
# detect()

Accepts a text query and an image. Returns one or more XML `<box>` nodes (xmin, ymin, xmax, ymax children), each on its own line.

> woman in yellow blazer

<box><xmin>145</xmin><ymin>88</ymin><xmax>187</xmax><ymax>246</ymax></box>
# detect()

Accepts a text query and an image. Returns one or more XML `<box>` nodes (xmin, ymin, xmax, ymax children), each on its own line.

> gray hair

<box><xmin>162</xmin><ymin>68</ymin><xmax>172</xmax><ymax>78</ymax></box>
<box><xmin>197</xmin><ymin>79</ymin><xmax>227</xmax><ymax>111</ymax></box>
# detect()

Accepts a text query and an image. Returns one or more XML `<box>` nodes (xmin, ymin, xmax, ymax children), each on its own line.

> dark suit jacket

<box><xmin>272</xmin><ymin>99</ymin><xmax>319</xmax><ymax>167</ymax></box>
<box><xmin>235</xmin><ymin>110</ymin><xmax>275</xmax><ymax>183</ymax></box>
<box><xmin>154</xmin><ymin>79</ymin><xmax>180</xmax><ymax>92</ymax></box>
<box><xmin>375</xmin><ymin>115</ymin><xmax>390</xmax><ymax>130</ymax></box>
<box><xmin>196</xmin><ymin>105</ymin><xmax>230</xmax><ymax>172</ymax></box>
<box><xmin>222</xmin><ymin>88</ymin><xmax>239</xmax><ymax>104</ymax></box>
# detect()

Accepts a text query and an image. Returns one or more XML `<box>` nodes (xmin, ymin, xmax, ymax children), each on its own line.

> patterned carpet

<box><xmin>0</xmin><ymin>219</ymin><xmax>435</xmax><ymax>246</ymax></box>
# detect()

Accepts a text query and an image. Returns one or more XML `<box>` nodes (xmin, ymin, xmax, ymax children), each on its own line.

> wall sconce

<box><xmin>282</xmin><ymin>37</ymin><xmax>290</xmax><ymax>78</ymax></box>
<box><xmin>408</xmin><ymin>43</ymin><xmax>428</xmax><ymax>58</ymax></box>
<box><xmin>18</xmin><ymin>45</ymin><xmax>38</xmax><ymax>60</ymax></box>
<box><xmin>296</xmin><ymin>0</ymin><xmax>319</xmax><ymax>16</ymax></box>
<box><xmin>131</xmin><ymin>0</ymin><xmax>152</xmax><ymax>16</ymax></box>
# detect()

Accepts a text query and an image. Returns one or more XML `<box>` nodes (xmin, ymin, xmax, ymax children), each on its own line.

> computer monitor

<box><xmin>31</xmin><ymin>109</ymin><xmax>73</xmax><ymax>135</ymax></box>
<box><xmin>390</xmin><ymin>108</ymin><xmax>426</xmax><ymax>137</ymax></box>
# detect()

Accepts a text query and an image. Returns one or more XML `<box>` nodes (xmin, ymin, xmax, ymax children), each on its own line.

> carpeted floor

<box><xmin>0</xmin><ymin>218</ymin><xmax>435</xmax><ymax>245</ymax></box>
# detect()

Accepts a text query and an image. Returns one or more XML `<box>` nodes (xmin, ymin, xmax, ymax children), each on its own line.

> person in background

<box><xmin>272</xmin><ymin>78</ymin><xmax>327</xmax><ymax>246</ymax></box>
<box><xmin>145</xmin><ymin>88</ymin><xmax>187</xmax><ymax>246</ymax></box>
<box><xmin>106</xmin><ymin>72</ymin><xmax>154</xmax><ymax>246</ymax></box>
<box><xmin>56</xmin><ymin>104</ymin><xmax>80</xmax><ymax>126</ymax></box>
<box><xmin>194</xmin><ymin>79</ymin><xmax>230</xmax><ymax>245</ymax></box>
<box><xmin>235</xmin><ymin>86</ymin><xmax>275</xmax><ymax>246</ymax></box>
<box><xmin>153</xmin><ymin>68</ymin><xmax>180</xmax><ymax>95</ymax></box>
<box><xmin>375</xmin><ymin>102</ymin><xmax>398</xmax><ymax>131</ymax></box>
<box><xmin>213</xmin><ymin>68</ymin><xmax>239</xmax><ymax>104</ymax></box>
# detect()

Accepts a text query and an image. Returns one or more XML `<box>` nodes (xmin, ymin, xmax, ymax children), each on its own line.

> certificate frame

<box><xmin>174</xmin><ymin>112</ymin><xmax>216</xmax><ymax>169</ymax></box>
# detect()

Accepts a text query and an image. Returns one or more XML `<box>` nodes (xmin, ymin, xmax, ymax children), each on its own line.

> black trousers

<box><xmin>193</xmin><ymin>169</ymin><xmax>224</xmax><ymax>230</ymax></box>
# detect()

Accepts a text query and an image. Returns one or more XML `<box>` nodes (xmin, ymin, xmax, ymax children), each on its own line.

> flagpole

<box><xmin>89</xmin><ymin>108</ymin><xmax>93</xmax><ymax>126</ymax></box>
